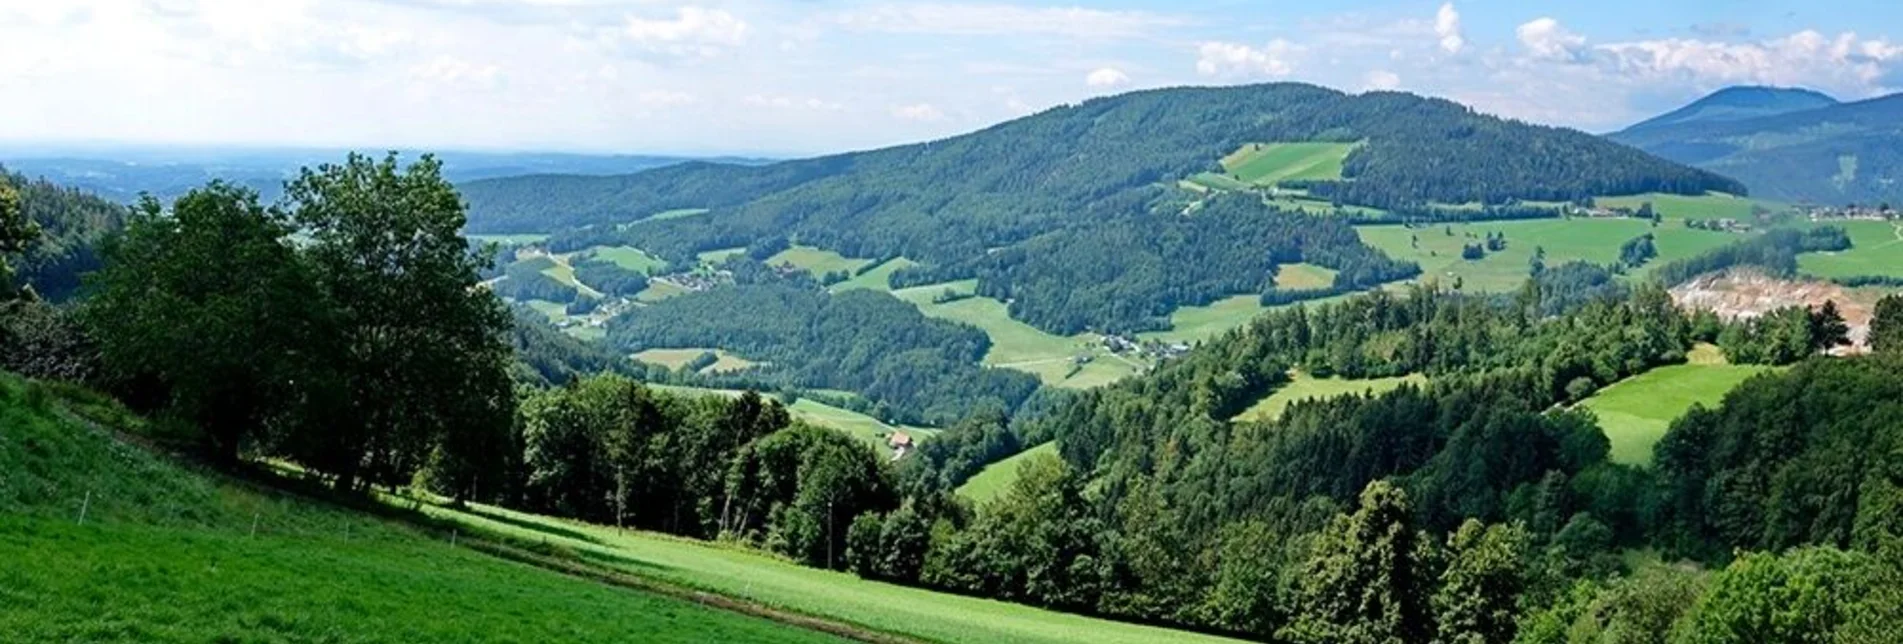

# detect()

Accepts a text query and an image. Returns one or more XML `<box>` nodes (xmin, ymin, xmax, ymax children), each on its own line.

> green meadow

<box><xmin>1358</xmin><ymin>218</ymin><xmax>1738</xmax><ymax>292</ymax></box>
<box><xmin>1275</xmin><ymin>262</ymin><xmax>1338</xmax><ymax>289</ymax></box>
<box><xmin>585</xmin><ymin>245</ymin><xmax>670</xmax><ymax>275</ymax></box>
<box><xmin>1578</xmin><ymin>346</ymin><xmax>1775</xmax><ymax>466</ymax></box>
<box><xmin>766</xmin><ymin>245</ymin><xmax>873</xmax><ymax>277</ymax></box>
<box><xmin>955</xmin><ymin>442</ymin><xmax>1059</xmax><ymax>504</ymax></box>
<box><xmin>631</xmin><ymin>348</ymin><xmax>759</xmax><ymax>373</ymax></box>
<box><xmin>647</xmin><ymin>384</ymin><xmax>934</xmax><ymax>458</ymax></box>
<box><xmin>1594</xmin><ymin>192</ymin><xmax>1762</xmax><ymax>220</ymax></box>
<box><xmin>697</xmin><ymin>246</ymin><xmax>747</xmax><ymax>266</ymax></box>
<box><xmin>1232</xmin><ymin>371</ymin><xmax>1428</xmax><ymax>423</ymax></box>
<box><xmin>827</xmin><ymin>257</ymin><xmax>919</xmax><ymax>293</ymax></box>
<box><xmin>891</xmin><ymin>280</ymin><xmax>1146</xmax><ymax>389</ymax></box>
<box><xmin>635</xmin><ymin>279</ymin><xmax>690</xmax><ymax>302</ymax></box>
<box><xmin>467</xmin><ymin>233</ymin><xmax>550</xmax><ymax>245</ymax></box>
<box><xmin>0</xmin><ymin>374</ymin><xmax>843</xmax><ymax>644</ymax></box>
<box><xmin>1797</xmin><ymin>220</ymin><xmax>1903</xmax><ymax>279</ymax></box>
<box><xmin>1219</xmin><ymin>142</ymin><xmax>1356</xmax><ymax>185</ymax></box>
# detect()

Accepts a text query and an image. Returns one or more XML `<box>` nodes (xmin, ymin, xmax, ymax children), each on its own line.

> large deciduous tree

<box><xmin>85</xmin><ymin>183</ymin><xmax>323</xmax><ymax>463</ymax></box>
<box><xmin>1871</xmin><ymin>294</ymin><xmax>1903</xmax><ymax>355</ymax></box>
<box><xmin>1283</xmin><ymin>480</ymin><xmax>1435</xmax><ymax>644</ymax></box>
<box><xmin>280</xmin><ymin>152</ymin><xmax>514</xmax><ymax>491</ymax></box>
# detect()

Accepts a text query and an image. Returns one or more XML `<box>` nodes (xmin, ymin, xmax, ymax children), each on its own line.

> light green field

<box><xmin>1185</xmin><ymin>172</ymin><xmax>1253</xmax><ymax>192</ymax></box>
<box><xmin>414</xmin><ymin>499</ymin><xmax>1243</xmax><ymax>644</ymax></box>
<box><xmin>467</xmin><ymin>233</ymin><xmax>550</xmax><ymax>245</ymax></box>
<box><xmin>828</xmin><ymin>257</ymin><xmax>918</xmax><ymax>293</ymax></box>
<box><xmin>1232</xmin><ymin>371</ymin><xmax>1427</xmax><ymax>423</ymax></box>
<box><xmin>891</xmin><ymin>280</ymin><xmax>1146</xmax><ymax>389</ymax></box>
<box><xmin>1275</xmin><ymin>263</ymin><xmax>1339</xmax><ymax>289</ymax></box>
<box><xmin>1579</xmin><ymin>345</ymin><xmax>1774</xmax><ymax>466</ymax></box>
<box><xmin>767</xmin><ymin>245</ymin><xmax>874</xmax><ymax>277</ymax></box>
<box><xmin>955</xmin><ymin>442</ymin><xmax>1059</xmax><ymax>504</ymax></box>
<box><xmin>1220</xmin><ymin>142</ymin><xmax>1355</xmax><ymax>185</ymax></box>
<box><xmin>1262</xmin><ymin>194</ymin><xmax>1385</xmax><ymax>216</ymax></box>
<box><xmin>1595</xmin><ymin>192</ymin><xmax>1763</xmax><ymax>220</ymax></box>
<box><xmin>587</xmin><ymin>245</ymin><xmax>669</xmax><ymax>275</ymax></box>
<box><xmin>697</xmin><ymin>247</ymin><xmax>747</xmax><ymax>266</ymax></box>
<box><xmin>635</xmin><ymin>279</ymin><xmax>689</xmax><ymax>302</ymax></box>
<box><xmin>1798</xmin><ymin>220</ymin><xmax>1903</xmax><ymax>279</ymax></box>
<box><xmin>1358</xmin><ymin>218</ymin><xmax>1738</xmax><ymax>292</ymax></box>
<box><xmin>564</xmin><ymin>326</ymin><xmax>606</xmax><ymax>342</ymax></box>
<box><xmin>1137</xmin><ymin>290</ymin><xmax>1370</xmax><ymax>346</ymax></box>
<box><xmin>646</xmin><ymin>385</ymin><xmax>934</xmax><ymax>458</ymax></box>
<box><xmin>532</xmin><ymin>254</ymin><xmax>605</xmax><ymax>299</ymax></box>
<box><xmin>631</xmin><ymin>348</ymin><xmax>758</xmax><ymax>373</ymax></box>
<box><xmin>524</xmin><ymin>299</ymin><xmax>568</xmax><ymax>323</ymax></box>
<box><xmin>0</xmin><ymin>374</ymin><xmax>843</xmax><ymax>644</ymax></box>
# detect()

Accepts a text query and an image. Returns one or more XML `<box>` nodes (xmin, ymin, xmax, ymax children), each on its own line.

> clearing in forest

<box><xmin>891</xmin><ymin>280</ymin><xmax>1146</xmax><ymax>389</ymax></box>
<box><xmin>1595</xmin><ymin>192</ymin><xmax>1764</xmax><ymax>220</ymax></box>
<box><xmin>1797</xmin><ymin>220</ymin><xmax>1903</xmax><ymax>279</ymax></box>
<box><xmin>956</xmin><ymin>442</ymin><xmax>1059</xmax><ymax>504</ymax></box>
<box><xmin>767</xmin><ymin>245</ymin><xmax>874</xmax><ymax>278</ymax></box>
<box><xmin>586</xmin><ymin>245</ymin><xmax>669</xmax><ymax>275</ymax></box>
<box><xmin>828</xmin><ymin>257</ymin><xmax>919</xmax><ymax>293</ymax></box>
<box><xmin>1358</xmin><ymin>218</ymin><xmax>1737</xmax><ymax>292</ymax></box>
<box><xmin>1219</xmin><ymin>142</ymin><xmax>1356</xmax><ymax>185</ymax></box>
<box><xmin>1231</xmin><ymin>371</ymin><xmax>1428</xmax><ymax>423</ymax></box>
<box><xmin>1579</xmin><ymin>345</ymin><xmax>1774</xmax><ymax>466</ymax></box>
<box><xmin>1274</xmin><ymin>263</ymin><xmax>1339</xmax><ymax>289</ymax></box>
<box><xmin>630</xmin><ymin>348</ymin><xmax>758</xmax><ymax>374</ymax></box>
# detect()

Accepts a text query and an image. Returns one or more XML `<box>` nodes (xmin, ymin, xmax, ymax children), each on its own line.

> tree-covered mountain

<box><xmin>1610</xmin><ymin>88</ymin><xmax>1903</xmax><ymax>204</ymax></box>
<box><xmin>0</xmin><ymin>168</ymin><xmax>128</xmax><ymax>301</ymax></box>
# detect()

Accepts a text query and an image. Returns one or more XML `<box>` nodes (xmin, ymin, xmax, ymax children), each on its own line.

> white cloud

<box><xmin>892</xmin><ymin>103</ymin><xmax>946</xmax><ymax>121</ymax></box>
<box><xmin>1434</xmin><ymin>3</ymin><xmax>1463</xmax><ymax>54</ymax></box>
<box><xmin>410</xmin><ymin>55</ymin><xmax>502</xmax><ymax>88</ymax></box>
<box><xmin>833</xmin><ymin>3</ymin><xmax>1182</xmax><ymax>39</ymax></box>
<box><xmin>621</xmin><ymin>6</ymin><xmax>748</xmax><ymax>58</ymax></box>
<box><xmin>1364</xmin><ymin>69</ymin><xmax>1401</xmax><ymax>91</ymax></box>
<box><xmin>1085</xmin><ymin>67</ymin><xmax>1130</xmax><ymax>87</ymax></box>
<box><xmin>1592</xmin><ymin>30</ymin><xmax>1903</xmax><ymax>91</ymax></box>
<box><xmin>1196</xmin><ymin>40</ymin><xmax>1303</xmax><ymax>78</ymax></box>
<box><xmin>1516</xmin><ymin>18</ymin><xmax>1587</xmax><ymax>62</ymax></box>
<box><xmin>744</xmin><ymin>94</ymin><xmax>845</xmax><ymax>111</ymax></box>
<box><xmin>637</xmin><ymin>89</ymin><xmax>697</xmax><ymax>107</ymax></box>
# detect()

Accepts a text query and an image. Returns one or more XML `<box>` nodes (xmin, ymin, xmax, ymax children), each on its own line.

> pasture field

<box><xmin>697</xmin><ymin>246</ymin><xmax>747</xmax><ymax>266</ymax></box>
<box><xmin>586</xmin><ymin>245</ymin><xmax>669</xmax><ymax>275</ymax></box>
<box><xmin>1275</xmin><ymin>263</ymin><xmax>1339</xmax><ymax>289</ymax></box>
<box><xmin>1797</xmin><ymin>220</ymin><xmax>1903</xmax><ymax>279</ymax></box>
<box><xmin>891</xmin><ymin>280</ymin><xmax>1146</xmax><ymax>388</ymax></box>
<box><xmin>635</xmin><ymin>279</ymin><xmax>689</xmax><ymax>302</ymax></box>
<box><xmin>955</xmin><ymin>442</ymin><xmax>1059</xmax><ymax>504</ymax></box>
<box><xmin>767</xmin><ymin>245</ymin><xmax>873</xmax><ymax>277</ymax></box>
<box><xmin>1595</xmin><ymin>192</ymin><xmax>1762</xmax><ymax>220</ymax></box>
<box><xmin>1219</xmin><ymin>142</ymin><xmax>1355</xmax><ymax>185</ymax></box>
<box><xmin>564</xmin><ymin>325</ymin><xmax>607</xmax><ymax>342</ymax></box>
<box><xmin>1359</xmin><ymin>218</ymin><xmax>1738</xmax><ymax>292</ymax></box>
<box><xmin>524</xmin><ymin>298</ymin><xmax>569</xmax><ymax>323</ymax></box>
<box><xmin>1579</xmin><ymin>346</ymin><xmax>1775</xmax><ymax>466</ymax></box>
<box><xmin>647</xmin><ymin>385</ymin><xmax>933</xmax><ymax>458</ymax></box>
<box><xmin>1262</xmin><ymin>193</ymin><xmax>1385</xmax><ymax>216</ymax></box>
<box><xmin>413</xmin><ymin>499</ymin><xmax>1242</xmax><ymax>644</ymax></box>
<box><xmin>827</xmin><ymin>257</ymin><xmax>918</xmax><ymax>293</ymax></box>
<box><xmin>631</xmin><ymin>348</ymin><xmax>758</xmax><ymax>373</ymax></box>
<box><xmin>0</xmin><ymin>374</ymin><xmax>842</xmax><ymax>644</ymax></box>
<box><xmin>1232</xmin><ymin>371</ymin><xmax>1427</xmax><ymax>423</ymax></box>
<box><xmin>1185</xmin><ymin>172</ymin><xmax>1253</xmax><ymax>192</ymax></box>
<box><xmin>467</xmin><ymin>233</ymin><xmax>550</xmax><ymax>245</ymax></box>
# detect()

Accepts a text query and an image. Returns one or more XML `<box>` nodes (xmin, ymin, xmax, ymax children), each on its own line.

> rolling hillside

<box><xmin>1611</xmin><ymin>87</ymin><xmax>1903</xmax><ymax>204</ymax></box>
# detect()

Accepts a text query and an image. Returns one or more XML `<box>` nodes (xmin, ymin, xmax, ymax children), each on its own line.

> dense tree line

<box><xmin>1619</xmin><ymin>232</ymin><xmax>1658</xmax><ymax>268</ymax></box>
<box><xmin>571</xmin><ymin>256</ymin><xmax>648</xmax><ymax>296</ymax></box>
<box><xmin>606</xmin><ymin>283</ymin><xmax>1040</xmax><ymax>425</ymax></box>
<box><xmin>489</xmin><ymin>256</ymin><xmax>579</xmax><ymax>303</ymax></box>
<box><xmin>1714</xmin><ymin>301</ymin><xmax>1850</xmax><ymax>364</ymax></box>
<box><xmin>0</xmin><ymin>168</ymin><xmax>128</xmax><ymax>301</ymax></box>
<box><xmin>889</xmin><ymin>195</ymin><xmax>1419</xmax><ymax>334</ymax></box>
<box><xmin>1650</xmin><ymin>226</ymin><xmax>1850</xmax><ymax>286</ymax></box>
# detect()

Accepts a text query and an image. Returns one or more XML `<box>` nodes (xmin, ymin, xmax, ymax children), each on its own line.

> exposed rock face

<box><xmin>1670</xmin><ymin>268</ymin><xmax>1883</xmax><ymax>353</ymax></box>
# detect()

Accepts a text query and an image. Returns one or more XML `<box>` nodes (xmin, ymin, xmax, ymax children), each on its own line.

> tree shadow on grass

<box><xmin>455</xmin><ymin>505</ymin><xmax>603</xmax><ymax>546</ymax></box>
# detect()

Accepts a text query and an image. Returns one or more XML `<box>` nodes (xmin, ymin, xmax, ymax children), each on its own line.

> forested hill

<box><xmin>1</xmin><ymin>168</ymin><xmax>128</xmax><ymax>301</ymax></box>
<box><xmin>462</xmin><ymin>83</ymin><xmax>1741</xmax><ymax>248</ymax></box>
<box><xmin>1615</xmin><ymin>86</ymin><xmax>1839</xmax><ymax>135</ymax></box>
<box><xmin>1610</xmin><ymin>89</ymin><xmax>1903</xmax><ymax>203</ymax></box>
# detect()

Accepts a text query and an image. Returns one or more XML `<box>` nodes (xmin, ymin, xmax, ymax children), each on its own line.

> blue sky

<box><xmin>1</xmin><ymin>0</ymin><xmax>1898</xmax><ymax>156</ymax></box>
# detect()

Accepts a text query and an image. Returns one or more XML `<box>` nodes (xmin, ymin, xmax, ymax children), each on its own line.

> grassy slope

<box><xmin>1274</xmin><ymin>263</ymin><xmax>1338</xmax><ymax>289</ymax></box>
<box><xmin>648</xmin><ymin>385</ymin><xmax>934</xmax><ymax>458</ymax></box>
<box><xmin>767</xmin><ymin>246</ymin><xmax>873</xmax><ymax>277</ymax></box>
<box><xmin>632</xmin><ymin>348</ymin><xmax>759</xmax><ymax>373</ymax></box>
<box><xmin>635</xmin><ymin>279</ymin><xmax>689</xmax><ymax>302</ymax></box>
<box><xmin>697</xmin><ymin>247</ymin><xmax>748</xmax><ymax>266</ymax></box>
<box><xmin>1358</xmin><ymin>218</ymin><xmax>1738</xmax><ymax>292</ymax></box>
<box><xmin>828</xmin><ymin>257</ymin><xmax>920</xmax><ymax>293</ymax></box>
<box><xmin>589</xmin><ymin>245</ymin><xmax>670</xmax><ymax>275</ymax></box>
<box><xmin>1797</xmin><ymin>220</ymin><xmax>1903</xmax><ymax>279</ymax></box>
<box><xmin>1220</xmin><ymin>142</ymin><xmax>1354</xmax><ymax>185</ymax></box>
<box><xmin>1232</xmin><ymin>372</ymin><xmax>1428</xmax><ymax>423</ymax></box>
<box><xmin>890</xmin><ymin>281</ymin><xmax>1146</xmax><ymax>389</ymax></box>
<box><xmin>955</xmin><ymin>442</ymin><xmax>1059</xmax><ymax>504</ymax></box>
<box><xmin>1578</xmin><ymin>345</ymin><xmax>1775</xmax><ymax>466</ymax></box>
<box><xmin>1595</xmin><ymin>192</ymin><xmax>1762</xmax><ymax>220</ymax></box>
<box><xmin>0</xmin><ymin>374</ymin><xmax>842</xmax><ymax>644</ymax></box>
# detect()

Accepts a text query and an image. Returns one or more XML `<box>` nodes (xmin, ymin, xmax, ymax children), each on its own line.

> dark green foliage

<box><xmin>0</xmin><ymin>176</ymin><xmax>34</xmax><ymax>298</ymax></box>
<box><xmin>1281</xmin><ymin>481</ymin><xmax>1434</xmax><ymax>644</ymax></box>
<box><xmin>1619</xmin><ymin>233</ymin><xmax>1658</xmax><ymax>268</ymax></box>
<box><xmin>1672</xmin><ymin>547</ymin><xmax>1901</xmax><ymax>643</ymax></box>
<box><xmin>1433</xmin><ymin>520</ymin><xmax>1529</xmax><ymax>644</ymax></box>
<box><xmin>1873</xmin><ymin>294</ymin><xmax>1903</xmax><ymax>354</ymax></box>
<box><xmin>1515</xmin><ymin>566</ymin><xmax>1707</xmax><ymax>643</ymax></box>
<box><xmin>1652</xmin><ymin>355</ymin><xmax>1903</xmax><ymax>559</ymax></box>
<box><xmin>0</xmin><ymin>299</ymin><xmax>96</xmax><ymax>383</ymax></box>
<box><xmin>1526</xmin><ymin>262</ymin><xmax>1629</xmax><ymax>318</ymax></box>
<box><xmin>1713</xmin><ymin>303</ymin><xmax>1847</xmax><ymax>365</ymax></box>
<box><xmin>607</xmin><ymin>284</ymin><xmax>1038</xmax><ymax>424</ymax></box>
<box><xmin>918</xmin><ymin>454</ymin><xmax>1104</xmax><ymax>611</ymax></box>
<box><xmin>897</xmin><ymin>406</ymin><xmax>1020</xmax><ymax>491</ymax></box>
<box><xmin>1650</xmin><ymin>227</ymin><xmax>1850</xmax><ymax>286</ymax></box>
<box><xmin>1</xmin><ymin>169</ymin><xmax>127</xmax><ymax>302</ymax></box>
<box><xmin>572</xmin><ymin>257</ymin><xmax>649</xmax><ymax>296</ymax></box>
<box><xmin>492</xmin><ymin>257</ymin><xmax>579</xmax><ymax>303</ymax></box>
<box><xmin>724</xmin><ymin>423</ymin><xmax>897</xmax><ymax>568</ymax></box>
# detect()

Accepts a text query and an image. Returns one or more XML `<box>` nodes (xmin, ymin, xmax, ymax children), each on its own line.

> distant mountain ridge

<box><xmin>1618</xmin><ymin>86</ymin><xmax>1839</xmax><ymax>135</ymax></box>
<box><xmin>1610</xmin><ymin>87</ymin><xmax>1903</xmax><ymax>204</ymax></box>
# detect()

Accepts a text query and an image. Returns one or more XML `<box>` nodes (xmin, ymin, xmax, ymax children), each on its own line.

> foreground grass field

<box><xmin>1232</xmin><ymin>371</ymin><xmax>1427</xmax><ymax>423</ymax></box>
<box><xmin>415</xmin><ymin>499</ymin><xmax>1242</xmax><ymax>644</ymax></box>
<box><xmin>955</xmin><ymin>442</ymin><xmax>1059</xmax><ymax>504</ymax></box>
<box><xmin>1578</xmin><ymin>346</ymin><xmax>1775</xmax><ymax>466</ymax></box>
<box><xmin>1359</xmin><ymin>218</ymin><xmax>1738</xmax><ymax>292</ymax></box>
<box><xmin>1797</xmin><ymin>220</ymin><xmax>1903</xmax><ymax>279</ymax></box>
<box><xmin>0</xmin><ymin>374</ymin><xmax>844</xmax><ymax>644</ymax></box>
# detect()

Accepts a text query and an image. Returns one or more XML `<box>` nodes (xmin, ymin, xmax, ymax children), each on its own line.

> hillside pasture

<box><xmin>635</xmin><ymin>279</ymin><xmax>689</xmax><ymax>302</ymax></box>
<box><xmin>1358</xmin><ymin>218</ymin><xmax>1738</xmax><ymax>292</ymax></box>
<box><xmin>1579</xmin><ymin>345</ymin><xmax>1775</xmax><ymax>466</ymax></box>
<box><xmin>828</xmin><ymin>257</ymin><xmax>919</xmax><ymax>293</ymax></box>
<box><xmin>767</xmin><ymin>245</ymin><xmax>874</xmax><ymax>278</ymax></box>
<box><xmin>646</xmin><ymin>385</ymin><xmax>933</xmax><ymax>458</ymax></box>
<box><xmin>1595</xmin><ymin>192</ymin><xmax>1763</xmax><ymax>220</ymax></box>
<box><xmin>1232</xmin><ymin>371</ymin><xmax>1427</xmax><ymax>423</ymax></box>
<box><xmin>955</xmin><ymin>441</ymin><xmax>1059</xmax><ymax>504</ymax></box>
<box><xmin>1275</xmin><ymin>263</ymin><xmax>1339</xmax><ymax>289</ymax></box>
<box><xmin>891</xmin><ymin>280</ymin><xmax>1146</xmax><ymax>388</ymax></box>
<box><xmin>1797</xmin><ymin>220</ymin><xmax>1903</xmax><ymax>279</ymax></box>
<box><xmin>1220</xmin><ymin>142</ymin><xmax>1356</xmax><ymax>185</ymax></box>
<box><xmin>467</xmin><ymin>233</ymin><xmax>550</xmax><ymax>245</ymax></box>
<box><xmin>697</xmin><ymin>247</ymin><xmax>747</xmax><ymax>266</ymax></box>
<box><xmin>631</xmin><ymin>348</ymin><xmax>758</xmax><ymax>374</ymax></box>
<box><xmin>585</xmin><ymin>245</ymin><xmax>669</xmax><ymax>275</ymax></box>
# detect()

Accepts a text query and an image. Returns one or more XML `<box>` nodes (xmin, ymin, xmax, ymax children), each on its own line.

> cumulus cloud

<box><xmin>892</xmin><ymin>103</ymin><xmax>946</xmax><ymax>121</ymax></box>
<box><xmin>1516</xmin><ymin>18</ymin><xmax>1587</xmax><ymax>62</ymax></box>
<box><xmin>621</xmin><ymin>6</ymin><xmax>748</xmax><ymax>58</ymax></box>
<box><xmin>637</xmin><ymin>89</ymin><xmax>697</xmax><ymax>107</ymax></box>
<box><xmin>1434</xmin><ymin>3</ymin><xmax>1463</xmax><ymax>54</ymax></box>
<box><xmin>833</xmin><ymin>3</ymin><xmax>1182</xmax><ymax>39</ymax></box>
<box><xmin>1085</xmin><ymin>67</ymin><xmax>1130</xmax><ymax>87</ymax></box>
<box><xmin>1196</xmin><ymin>39</ymin><xmax>1304</xmax><ymax>78</ymax></box>
<box><xmin>1364</xmin><ymin>69</ymin><xmax>1401</xmax><ymax>91</ymax></box>
<box><xmin>744</xmin><ymin>94</ymin><xmax>845</xmax><ymax>111</ymax></box>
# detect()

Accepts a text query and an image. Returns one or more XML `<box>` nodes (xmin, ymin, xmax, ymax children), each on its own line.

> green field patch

<box><xmin>697</xmin><ymin>247</ymin><xmax>747</xmax><ymax>266</ymax></box>
<box><xmin>586</xmin><ymin>245</ymin><xmax>669</xmax><ymax>275</ymax></box>
<box><xmin>1186</xmin><ymin>172</ymin><xmax>1252</xmax><ymax>192</ymax></box>
<box><xmin>631</xmin><ymin>348</ymin><xmax>758</xmax><ymax>374</ymax></box>
<box><xmin>564</xmin><ymin>326</ymin><xmax>606</xmax><ymax>342</ymax></box>
<box><xmin>467</xmin><ymin>233</ymin><xmax>549</xmax><ymax>245</ymax></box>
<box><xmin>1232</xmin><ymin>371</ymin><xmax>1427</xmax><ymax>423</ymax></box>
<box><xmin>1275</xmin><ymin>263</ymin><xmax>1339</xmax><ymax>289</ymax></box>
<box><xmin>767</xmin><ymin>245</ymin><xmax>874</xmax><ymax>278</ymax></box>
<box><xmin>1262</xmin><ymin>194</ymin><xmax>1384</xmax><ymax>216</ymax></box>
<box><xmin>1579</xmin><ymin>349</ymin><xmax>1775</xmax><ymax>466</ymax></box>
<box><xmin>1797</xmin><ymin>220</ymin><xmax>1903</xmax><ymax>279</ymax></box>
<box><xmin>1358</xmin><ymin>218</ymin><xmax>1738</xmax><ymax>292</ymax></box>
<box><xmin>956</xmin><ymin>442</ymin><xmax>1059</xmax><ymax>504</ymax></box>
<box><xmin>635</xmin><ymin>279</ymin><xmax>689</xmax><ymax>302</ymax></box>
<box><xmin>645</xmin><ymin>385</ymin><xmax>932</xmax><ymax>458</ymax></box>
<box><xmin>1595</xmin><ymin>192</ymin><xmax>1762</xmax><ymax>220</ymax></box>
<box><xmin>892</xmin><ymin>281</ymin><xmax>1147</xmax><ymax>389</ymax></box>
<box><xmin>524</xmin><ymin>299</ymin><xmax>569</xmax><ymax>323</ymax></box>
<box><xmin>1220</xmin><ymin>142</ymin><xmax>1356</xmax><ymax>185</ymax></box>
<box><xmin>828</xmin><ymin>257</ymin><xmax>919</xmax><ymax>293</ymax></box>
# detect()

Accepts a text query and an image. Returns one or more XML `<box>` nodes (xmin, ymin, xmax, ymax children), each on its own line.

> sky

<box><xmin>1</xmin><ymin>0</ymin><xmax>1899</xmax><ymax>157</ymax></box>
